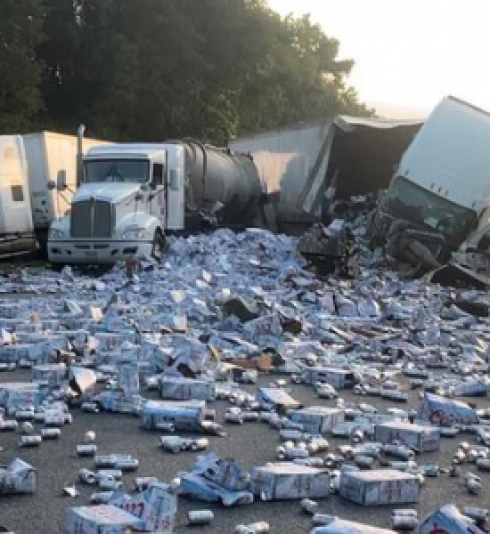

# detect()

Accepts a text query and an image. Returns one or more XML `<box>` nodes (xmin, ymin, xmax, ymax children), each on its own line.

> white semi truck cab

<box><xmin>48</xmin><ymin>140</ymin><xmax>264</xmax><ymax>264</ymax></box>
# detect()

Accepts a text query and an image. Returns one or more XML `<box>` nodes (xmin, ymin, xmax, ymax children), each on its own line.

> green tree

<box><xmin>0</xmin><ymin>0</ymin><xmax>44</xmax><ymax>132</ymax></box>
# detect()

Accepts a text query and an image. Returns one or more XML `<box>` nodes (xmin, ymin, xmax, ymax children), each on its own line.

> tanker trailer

<box><xmin>48</xmin><ymin>138</ymin><xmax>268</xmax><ymax>264</ymax></box>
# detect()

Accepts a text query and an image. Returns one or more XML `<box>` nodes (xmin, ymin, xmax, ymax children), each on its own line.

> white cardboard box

<box><xmin>289</xmin><ymin>406</ymin><xmax>344</xmax><ymax>435</ymax></box>
<box><xmin>374</xmin><ymin>421</ymin><xmax>440</xmax><ymax>452</ymax></box>
<box><xmin>160</xmin><ymin>376</ymin><xmax>215</xmax><ymax>401</ymax></box>
<box><xmin>251</xmin><ymin>462</ymin><xmax>330</xmax><ymax>500</ymax></box>
<box><xmin>66</xmin><ymin>505</ymin><xmax>144</xmax><ymax>534</ymax></box>
<box><xmin>339</xmin><ymin>469</ymin><xmax>419</xmax><ymax>506</ymax></box>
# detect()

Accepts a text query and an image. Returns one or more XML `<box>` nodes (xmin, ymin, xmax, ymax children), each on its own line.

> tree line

<box><xmin>0</xmin><ymin>0</ymin><xmax>373</xmax><ymax>144</ymax></box>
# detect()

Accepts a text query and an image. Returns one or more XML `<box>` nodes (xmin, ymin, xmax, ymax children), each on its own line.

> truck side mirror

<box><xmin>169</xmin><ymin>169</ymin><xmax>180</xmax><ymax>191</ymax></box>
<box><xmin>56</xmin><ymin>170</ymin><xmax>67</xmax><ymax>191</ymax></box>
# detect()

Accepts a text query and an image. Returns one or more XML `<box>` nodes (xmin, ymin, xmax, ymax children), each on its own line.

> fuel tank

<box><xmin>170</xmin><ymin>140</ymin><xmax>264</xmax><ymax>225</ymax></box>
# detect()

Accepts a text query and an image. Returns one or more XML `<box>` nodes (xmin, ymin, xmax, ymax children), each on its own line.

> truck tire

<box><xmin>151</xmin><ymin>229</ymin><xmax>166</xmax><ymax>261</ymax></box>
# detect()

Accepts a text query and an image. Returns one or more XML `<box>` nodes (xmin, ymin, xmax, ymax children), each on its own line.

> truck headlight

<box><xmin>49</xmin><ymin>228</ymin><xmax>65</xmax><ymax>240</ymax></box>
<box><xmin>122</xmin><ymin>228</ymin><xmax>146</xmax><ymax>240</ymax></box>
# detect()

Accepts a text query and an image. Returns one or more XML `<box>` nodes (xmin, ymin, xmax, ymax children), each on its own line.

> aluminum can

<box><xmin>19</xmin><ymin>435</ymin><xmax>42</xmax><ymax>447</ymax></box>
<box><xmin>187</xmin><ymin>510</ymin><xmax>214</xmax><ymax>525</ymax></box>
<box><xmin>41</xmin><ymin>428</ymin><xmax>61</xmax><ymax>440</ymax></box>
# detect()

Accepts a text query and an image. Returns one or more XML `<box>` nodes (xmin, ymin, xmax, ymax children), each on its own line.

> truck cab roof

<box><xmin>85</xmin><ymin>144</ymin><xmax>167</xmax><ymax>160</ymax></box>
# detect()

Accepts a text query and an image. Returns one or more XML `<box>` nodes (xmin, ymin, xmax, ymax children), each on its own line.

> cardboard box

<box><xmin>301</xmin><ymin>367</ymin><xmax>356</xmax><ymax>388</ymax></box>
<box><xmin>289</xmin><ymin>406</ymin><xmax>344</xmax><ymax>435</ymax></box>
<box><xmin>255</xmin><ymin>388</ymin><xmax>302</xmax><ymax>412</ymax></box>
<box><xmin>374</xmin><ymin>421</ymin><xmax>440</xmax><ymax>452</ymax></box>
<box><xmin>251</xmin><ymin>462</ymin><xmax>330</xmax><ymax>500</ymax></box>
<box><xmin>66</xmin><ymin>505</ymin><xmax>145</xmax><ymax>534</ymax></box>
<box><xmin>141</xmin><ymin>400</ymin><xmax>206</xmax><ymax>431</ymax></box>
<box><xmin>32</xmin><ymin>363</ymin><xmax>67</xmax><ymax>386</ymax></box>
<box><xmin>417</xmin><ymin>393</ymin><xmax>478</xmax><ymax>427</ymax></box>
<box><xmin>160</xmin><ymin>376</ymin><xmax>215</xmax><ymax>401</ymax></box>
<box><xmin>0</xmin><ymin>382</ymin><xmax>45</xmax><ymax>409</ymax></box>
<box><xmin>339</xmin><ymin>469</ymin><xmax>419</xmax><ymax>506</ymax></box>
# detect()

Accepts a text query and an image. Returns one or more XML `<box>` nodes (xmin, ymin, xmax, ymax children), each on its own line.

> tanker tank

<box><xmin>170</xmin><ymin>140</ymin><xmax>264</xmax><ymax>226</ymax></box>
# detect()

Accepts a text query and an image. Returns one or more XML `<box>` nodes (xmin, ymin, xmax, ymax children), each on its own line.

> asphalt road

<box><xmin>1</xmin><ymin>370</ymin><xmax>490</xmax><ymax>534</ymax></box>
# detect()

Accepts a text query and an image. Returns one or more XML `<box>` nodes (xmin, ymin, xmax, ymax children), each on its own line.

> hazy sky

<box><xmin>268</xmin><ymin>0</ymin><xmax>490</xmax><ymax>119</ymax></box>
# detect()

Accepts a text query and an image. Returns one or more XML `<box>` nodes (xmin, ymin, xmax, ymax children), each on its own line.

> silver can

<box><xmin>187</xmin><ymin>510</ymin><xmax>214</xmax><ymax>525</ymax></box>
<box><xmin>81</xmin><ymin>402</ymin><xmax>100</xmax><ymax>413</ymax></box>
<box><xmin>19</xmin><ymin>435</ymin><xmax>42</xmax><ymax>447</ymax></box>
<box><xmin>235</xmin><ymin>522</ymin><xmax>270</xmax><ymax>534</ymax></box>
<box><xmin>392</xmin><ymin>514</ymin><xmax>419</xmax><ymax>530</ymax></box>
<box><xmin>134</xmin><ymin>476</ymin><xmax>157</xmax><ymax>491</ymax></box>
<box><xmin>79</xmin><ymin>468</ymin><xmax>98</xmax><ymax>485</ymax></box>
<box><xmin>41</xmin><ymin>428</ymin><xmax>61</xmax><ymax>440</ymax></box>
<box><xmin>301</xmin><ymin>498</ymin><xmax>318</xmax><ymax>514</ymax></box>
<box><xmin>76</xmin><ymin>444</ymin><xmax>98</xmax><ymax>456</ymax></box>
<box><xmin>463</xmin><ymin>506</ymin><xmax>489</xmax><ymax>521</ymax></box>
<box><xmin>99</xmin><ymin>476</ymin><xmax>122</xmax><ymax>491</ymax></box>
<box><xmin>89</xmin><ymin>491</ymin><xmax>114</xmax><ymax>504</ymax></box>
<box><xmin>0</xmin><ymin>420</ymin><xmax>18</xmax><ymax>431</ymax></box>
<box><xmin>114</xmin><ymin>457</ymin><xmax>139</xmax><ymax>471</ymax></box>
<box><xmin>97</xmin><ymin>469</ymin><xmax>122</xmax><ymax>480</ymax></box>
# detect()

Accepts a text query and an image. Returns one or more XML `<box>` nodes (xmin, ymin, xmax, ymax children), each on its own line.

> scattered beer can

<box><xmin>19</xmin><ymin>435</ymin><xmax>42</xmax><ymax>448</ymax></box>
<box><xmin>76</xmin><ymin>444</ymin><xmax>98</xmax><ymax>457</ymax></box>
<box><xmin>235</xmin><ymin>521</ymin><xmax>270</xmax><ymax>534</ymax></box>
<box><xmin>40</xmin><ymin>428</ymin><xmax>61</xmax><ymax>440</ymax></box>
<box><xmin>79</xmin><ymin>469</ymin><xmax>97</xmax><ymax>485</ymax></box>
<box><xmin>187</xmin><ymin>510</ymin><xmax>214</xmax><ymax>526</ymax></box>
<box><xmin>0</xmin><ymin>420</ymin><xmax>18</xmax><ymax>431</ymax></box>
<box><xmin>301</xmin><ymin>498</ymin><xmax>318</xmax><ymax>514</ymax></box>
<box><xmin>89</xmin><ymin>491</ymin><xmax>114</xmax><ymax>504</ymax></box>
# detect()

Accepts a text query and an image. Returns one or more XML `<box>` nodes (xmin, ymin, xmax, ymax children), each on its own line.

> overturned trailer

<box><xmin>229</xmin><ymin>116</ymin><xmax>421</xmax><ymax>232</ymax></box>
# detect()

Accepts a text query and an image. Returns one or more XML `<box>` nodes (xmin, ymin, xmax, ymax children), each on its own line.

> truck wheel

<box><xmin>151</xmin><ymin>229</ymin><xmax>166</xmax><ymax>261</ymax></box>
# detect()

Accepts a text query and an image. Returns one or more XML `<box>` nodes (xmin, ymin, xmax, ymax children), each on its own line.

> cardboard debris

<box><xmin>418</xmin><ymin>504</ymin><xmax>488</xmax><ymax>534</ymax></box>
<box><xmin>311</xmin><ymin>517</ymin><xmax>398</xmax><ymax>534</ymax></box>
<box><xmin>0</xmin><ymin>459</ymin><xmax>36</xmax><ymax>494</ymax></box>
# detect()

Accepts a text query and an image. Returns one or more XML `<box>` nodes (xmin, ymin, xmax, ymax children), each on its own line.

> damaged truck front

<box><xmin>370</xmin><ymin>96</ymin><xmax>490</xmax><ymax>280</ymax></box>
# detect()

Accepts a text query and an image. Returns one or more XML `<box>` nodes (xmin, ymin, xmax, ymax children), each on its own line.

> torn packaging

<box><xmin>179</xmin><ymin>453</ymin><xmax>254</xmax><ymax>506</ymax></box>
<box><xmin>311</xmin><ymin>518</ymin><xmax>397</xmax><ymax>534</ymax></box>
<box><xmin>0</xmin><ymin>458</ymin><xmax>36</xmax><ymax>494</ymax></box>
<box><xmin>418</xmin><ymin>504</ymin><xmax>487</xmax><ymax>534</ymax></box>
<box><xmin>109</xmin><ymin>482</ymin><xmax>177</xmax><ymax>534</ymax></box>
<box><xmin>66</xmin><ymin>483</ymin><xmax>177</xmax><ymax>534</ymax></box>
<box><xmin>256</xmin><ymin>388</ymin><xmax>302</xmax><ymax>412</ymax></box>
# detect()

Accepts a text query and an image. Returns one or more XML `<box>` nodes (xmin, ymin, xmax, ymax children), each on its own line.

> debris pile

<box><xmin>1</xmin><ymin>225</ymin><xmax>490</xmax><ymax>533</ymax></box>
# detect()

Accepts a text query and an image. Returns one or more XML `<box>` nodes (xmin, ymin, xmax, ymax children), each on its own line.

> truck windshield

<box><xmin>386</xmin><ymin>176</ymin><xmax>478</xmax><ymax>246</ymax></box>
<box><xmin>84</xmin><ymin>160</ymin><xmax>149</xmax><ymax>184</ymax></box>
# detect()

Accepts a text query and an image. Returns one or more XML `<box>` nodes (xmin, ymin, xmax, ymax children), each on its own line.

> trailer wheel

<box><xmin>151</xmin><ymin>229</ymin><xmax>166</xmax><ymax>261</ymax></box>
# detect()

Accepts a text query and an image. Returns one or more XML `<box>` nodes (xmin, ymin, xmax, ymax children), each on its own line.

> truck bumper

<box><xmin>47</xmin><ymin>240</ymin><xmax>153</xmax><ymax>264</ymax></box>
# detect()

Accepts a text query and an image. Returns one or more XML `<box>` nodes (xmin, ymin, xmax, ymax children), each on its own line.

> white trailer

<box><xmin>0</xmin><ymin>136</ymin><xmax>37</xmax><ymax>258</ymax></box>
<box><xmin>23</xmin><ymin>131</ymin><xmax>109</xmax><ymax>245</ymax></box>
<box><xmin>229</xmin><ymin>116</ymin><xmax>421</xmax><ymax>231</ymax></box>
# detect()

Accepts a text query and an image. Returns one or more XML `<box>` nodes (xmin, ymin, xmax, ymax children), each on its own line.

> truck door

<box><xmin>149</xmin><ymin>162</ymin><xmax>167</xmax><ymax>227</ymax></box>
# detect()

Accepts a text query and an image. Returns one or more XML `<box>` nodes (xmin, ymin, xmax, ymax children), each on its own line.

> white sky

<box><xmin>267</xmin><ymin>0</ymin><xmax>490</xmax><ymax>119</ymax></box>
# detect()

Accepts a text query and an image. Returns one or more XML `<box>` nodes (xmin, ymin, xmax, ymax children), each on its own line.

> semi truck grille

<box><xmin>71</xmin><ymin>200</ymin><xmax>113</xmax><ymax>238</ymax></box>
